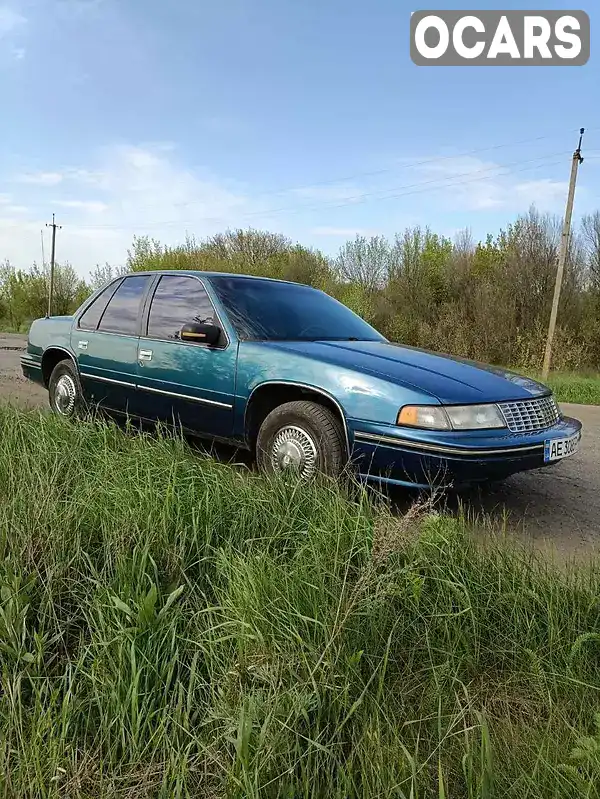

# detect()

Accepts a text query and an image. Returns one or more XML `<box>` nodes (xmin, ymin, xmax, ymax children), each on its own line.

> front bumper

<box><xmin>350</xmin><ymin>415</ymin><xmax>583</xmax><ymax>489</ymax></box>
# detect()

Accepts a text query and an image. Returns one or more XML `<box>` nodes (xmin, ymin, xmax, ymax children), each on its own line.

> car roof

<box><xmin>127</xmin><ymin>270</ymin><xmax>307</xmax><ymax>287</ymax></box>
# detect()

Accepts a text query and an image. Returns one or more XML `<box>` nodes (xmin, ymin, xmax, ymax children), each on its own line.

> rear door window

<box><xmin>78</xmin><ymin>281</ymin><xmax>121</xmax><ymax>331</ymax></box>
<box><xmin>98</xmin><ymin>276</ymin><xmax>150</xmax><ymax>335</ymax></box>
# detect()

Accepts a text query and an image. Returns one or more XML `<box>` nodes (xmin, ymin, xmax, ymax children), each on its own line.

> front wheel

<box><xmin>255</xmin><ymin>400</ymin><xmax>346</xmax><ymax>479</ymax></box>
<box><xmin>48</xmin><ymin>359</ymin><xmax>86</xmax><ymax>419</ymax></box>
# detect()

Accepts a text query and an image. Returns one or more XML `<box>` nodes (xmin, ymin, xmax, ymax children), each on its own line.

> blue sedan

<box><xmin>21</xmin><ymin>270</ymin><xmax>582</xmax><ymax>489</ymax></box>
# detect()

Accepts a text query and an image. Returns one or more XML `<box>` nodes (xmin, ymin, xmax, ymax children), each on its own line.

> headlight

<box><xmin>445</xmin><ymin>404</ymin><xmax>506</xmax><ymax>430</ymax></box>
<box><xmin>397</xmin><ymin>403</ymin><xmax>506</xmax><ymax>431</ymax></box>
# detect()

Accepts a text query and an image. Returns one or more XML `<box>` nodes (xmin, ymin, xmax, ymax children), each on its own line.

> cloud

<box><xmin>17</xmin><ymin>171</ymin><xmax>64</xmax><ymax>186</ymax></box>
<box><xmin>1</xmin><ymin>143</ymin><xmax>586</xmax><ymax>278</ymax></box>
<box><xmin>67</xmin><ymin>169</ymin><xmax>108</xmax><ymax>186</ymax></box>
<box><xmin>0</xmin><ymin>143</ymin><xmax>253</xmax><ymax>275</ymax></box>
<box><xmin>81</xmin><ymin>143</ymin><xmax>248</xmax><ymax>223</ymax></box>
<box><xmin>402</xmin><ymin>154</ymin><xmax>571</xmax><ymax>213</ymax></box>
<box><xmin>513</xmin><ymin>179</ymin><xmax>568</xmax><ymax>207</ymax></box>
<box><xmin>0</xmin><ymin>194</ymin><xmax>26</xmax><ymax>214</ymax></box>
<box><xmin>410</xmin><ymin>155</ymin><xmax>510</xmax><ymax>210</ymax></box>
<box><xmin>0</xmin><ymin>6</ymin><xmax>26</xmax><ymax>38</ymax></box>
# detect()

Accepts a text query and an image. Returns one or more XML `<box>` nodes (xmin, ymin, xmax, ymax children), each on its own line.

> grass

<box><xmin>0</xmin><ymin>406</ymin><xmax>600</xmax><ymax>797</ymax></box>
<box><xmin>508</xmin><ymin>368</ymin><xmax>600</xmax><ymax>406</ymax></box>
<box><xmin>0</xmin><ymin>321</ymin><xmax>32</xmax><ymax>335</ymax></box>
<box><xmin>543</xmin><ymin>372</ymin><xmax>600</xmax><ymax>406</ymax></box>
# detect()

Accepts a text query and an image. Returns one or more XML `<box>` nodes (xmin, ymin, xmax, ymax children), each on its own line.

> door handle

<box><xmin>78</xmin><ymin>340</ymin><xmax>88</xmax><ymax>350</ymax></box>
<box><xmin>138</xmin><ymin>349</ymin><xmax>153</xmax><ymax>362</ymax></box>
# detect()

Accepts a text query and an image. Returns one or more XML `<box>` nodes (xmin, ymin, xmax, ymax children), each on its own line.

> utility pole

<box><xmin>45</xmin><ymin>214</ymin><xmax>62</xmax><ymax>318</ymax></box>
<box><xmin>542</xmin><ymin>128</ymin><xmax>585</xmax><ymax>381</ymax></box>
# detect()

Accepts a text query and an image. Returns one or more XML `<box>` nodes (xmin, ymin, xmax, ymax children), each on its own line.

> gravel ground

<box><xmin>2</xmin><ymin>333</ymin><xmax>599</xmax><ymax>554</ymax></box>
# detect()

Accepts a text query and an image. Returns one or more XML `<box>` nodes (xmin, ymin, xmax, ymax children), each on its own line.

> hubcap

<box><xmin>54</xmin><ymin>374</ymin><xmax>77</xmax><ymax>416</ymax></box>
<box><xmin>271</xmin><ymin>425</ymin><xmax>318</xmax><ymax>479</ymax></box>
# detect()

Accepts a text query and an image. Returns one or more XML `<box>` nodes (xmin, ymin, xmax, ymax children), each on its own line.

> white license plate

<box><xmin>544</xmin><ymin>432</ymin><xmax>580</xmax><ymax>463</ymax></box>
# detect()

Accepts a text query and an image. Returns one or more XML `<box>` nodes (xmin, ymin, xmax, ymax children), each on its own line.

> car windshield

<box><xmin>210</xmin><ymin>276</ymin><xmax>386</xmax><ymax>342</ymax></box>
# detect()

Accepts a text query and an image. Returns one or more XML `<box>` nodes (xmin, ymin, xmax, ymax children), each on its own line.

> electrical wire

<box><xmin>86</xmin><ymin>126</ymin><xmax>596</xmax><ymax>218</ymax></box>
<box><xmin>67</xmin><ymin>150</ymin><xmax>570</xmax><ymax>231</ymax></box>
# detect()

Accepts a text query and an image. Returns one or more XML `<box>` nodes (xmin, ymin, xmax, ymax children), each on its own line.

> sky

<box><xmin>0</xmin><ymin>0</ymin><xmax>599</xmax><ymax>277</ymax></box>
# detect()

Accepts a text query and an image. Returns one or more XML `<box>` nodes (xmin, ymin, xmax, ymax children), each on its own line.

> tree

<box><xmin>582</xmin><ymin>212</ymin><xmax>600</xmax><ymax>290</ymax></box>
<box><xmin>89</xmin><ymin>262</ymin><xmax>129</xmax><ymax>291</ymax></box>
<box><xmin>203</xmin><ymin>229</ymin><xmax>293</xmax><ymax>267</ymax></box>
<box><xmin>2</xmin><ymin>209</ymin><xmax>600</xmax><ymax>368</ymax></box>
<box><xmin>51</xmin><ymin>262</ymin><xmax>89</xmax><ymax>315</ymax></box>
<box><xmin>335</xmin><ymin>235</ymin><xmax>390</xmax><ymax>291</ymax></box>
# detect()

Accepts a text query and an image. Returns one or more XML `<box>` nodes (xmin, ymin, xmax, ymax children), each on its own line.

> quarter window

<box><xmin>78</xmin><ymin>281</ymin><xmax>121</xmax><ymax>331</ymax></box>
<box><xmin>146</xmin><ymin>275</ymin><xmax>216</xmax><ymax>340</ymax></box>
<box><xmin>97</xmin><ymin>276</ymin><xmax>149</xmax><ymax>335</ymax></box>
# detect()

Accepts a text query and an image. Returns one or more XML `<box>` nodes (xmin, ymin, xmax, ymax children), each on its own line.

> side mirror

<box><xmin>180</xmin><ymin>322</ymin><xmax>221</xmax><ymax>346</ymax></box>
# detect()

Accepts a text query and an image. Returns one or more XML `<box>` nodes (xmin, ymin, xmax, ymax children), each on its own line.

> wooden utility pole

<box><xmin>542</xmin><ymin>128</ymin><xmax>585</xmax><ymax>381</ymax></box>
<box><xmin>45</xmin><ymin>214</ymin><xmax>62</xmax><ymax>318</ymax></box>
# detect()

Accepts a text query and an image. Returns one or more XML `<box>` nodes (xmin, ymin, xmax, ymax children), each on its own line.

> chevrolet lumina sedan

<box><xmin>21</xmin><ymin>270</ymin><xmax>582</xmax><ymax>489</ymax></box>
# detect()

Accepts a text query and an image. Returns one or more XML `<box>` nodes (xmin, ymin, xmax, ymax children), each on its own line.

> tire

<box><xmin>48</xmin><ymin>359</ymin><xmax>86</xmax><ymax>419</ymax></box>
<box><xmin>255</xmin><ymin>400</ymin><xmax>346</xmax><ymax>479</ymax></box>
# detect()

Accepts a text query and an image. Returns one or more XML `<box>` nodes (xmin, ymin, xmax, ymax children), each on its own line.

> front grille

<box><xmin>498</xmin><ymin>396</ymin><xmax>560</xmax><ymax>433</ymax></box>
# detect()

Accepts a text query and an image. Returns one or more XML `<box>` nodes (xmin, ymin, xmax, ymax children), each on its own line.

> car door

<box><xmin>135</xmin><ymin>274</ymin><xmax>237</xmax><ymax>439</ymax></box>
<box><xmin>74</xmin><ymin>274</ymin><xmax>151</xmax><ymax>416</ymax></box>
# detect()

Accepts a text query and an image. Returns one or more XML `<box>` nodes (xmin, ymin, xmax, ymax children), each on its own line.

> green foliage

<box><xmin>521</xmin><ymin>371</ymin><xmax>600</xmax><ymax>406</ymax></box>
<box><xmin>89</xmin><ymin>262</ymin><xmax>129</xmax><ymax>291</ymax></box>
<box><xmin>0</xmin><ymin>260</ymin><xmax>88</xmax><ymax>333</ymax></box>
<box><xmin>0</xmin><ymin>406</ymin><xmax>600</xmax><ymax>796</ymax></box>
<box><xmin>125</xmin><ymin>230</ymin><xmax>331</xmax><ymax>287</ymax></box>
<box><xmin>3</xmin><ymin>209</ymin><xmax>600</xmax><ymax>371</ymax></box>
<box><xmin>472</xmin><ymin>234</ymin><xmax>503</xmax><ymax>278</ymax></box>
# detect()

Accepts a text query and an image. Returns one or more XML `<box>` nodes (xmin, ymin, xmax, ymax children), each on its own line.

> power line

<box><xmin>49</xmin><ymin>126</ymin><xmax>599</xmax><ymax>236</ymax></box>
<box><xmin>236</xmin><ymin>154</ymin><xmax>567</xmax><ymax>217</ymax></box>
<box><xmin>301</xmin><ymin>155</ymin><xmax>569</xmax><ymax>212</ymax></box>
<box><xmin>67</xmin><ymin>150</ymin><xmax>569</xmax><ymax>231</ymax></box>
<box><xmin>237</xmin><ymin>150</ymin><xmax>570</xmax><ymax>218</ymax></box>
<box><xmin>106</xmin><ymin>125</ymin><xmax>597</xmax><ymax>216</ymax></box>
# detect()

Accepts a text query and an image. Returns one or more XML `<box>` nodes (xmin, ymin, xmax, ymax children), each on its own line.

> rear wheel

<box><xmin>48</xmin><ymin>359</ymin><xmax>86</xmax><ymax>419</ymax></box>
<box><xmin>256</xmin><ymin>400</ymin><xmax>346</xmax><ymax>479</ymax></box>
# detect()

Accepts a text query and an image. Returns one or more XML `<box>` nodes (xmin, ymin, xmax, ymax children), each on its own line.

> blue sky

<box><xmin>0</xmin><ymin>0</ymin><xmax>599</xmax><ymax>276</ymax></box>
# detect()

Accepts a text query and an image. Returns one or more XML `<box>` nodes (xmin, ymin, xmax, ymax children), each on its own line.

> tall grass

<box><xmin>545</xmin><ymin>372</ymin><xmax>600</xmax><ymax>406</ymax></box>
<box><xmin>0</xmin><ymin>406</ymin><xmax>599</xmax><ymax>797</ymax></box>
<box><xmin>510</xmin><ymin>369</ymin><xmax>600</xmax><ymax>405</ymax></box>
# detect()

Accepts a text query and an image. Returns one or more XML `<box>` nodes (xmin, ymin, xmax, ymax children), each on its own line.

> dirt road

<box><xmin>0</xmin><ymin>334</ymin><xmax>48</xmax><ymax>407</ymax></box>
<box><xmin>2</xmin><ymin>333</ymin><xmax>599</xmax><ymax>553</ymax></box>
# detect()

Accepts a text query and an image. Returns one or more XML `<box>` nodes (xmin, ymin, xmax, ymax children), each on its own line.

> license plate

<box><xmin>544</xmin><ymin>432</ymin><xmax>580</xmax><ymax>463</ymax></box>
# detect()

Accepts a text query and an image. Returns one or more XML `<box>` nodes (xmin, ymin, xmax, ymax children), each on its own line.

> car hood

<box><xmin>260</xmin><ymin>340</ymin><xmax>550</xmax><ymax>404</ymax></box>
